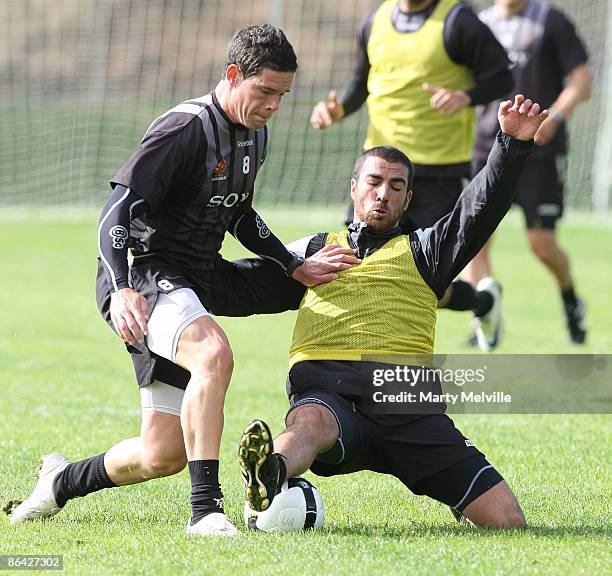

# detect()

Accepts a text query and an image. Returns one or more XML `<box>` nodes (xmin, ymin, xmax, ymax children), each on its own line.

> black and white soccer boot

<box><xmin>564</xmin><ymin>298</ymin><xmax>587</xmax><ymax>344</ymax></box>
<box><xmin>472</xmin><ymin>277</ymin><xmax>503</xmax><ymax>352</ymax></box>
<box><xmin>465</xmin><ymin>333</ymin><xmax>479</xmax><ymax>348</ymax></box>
<box><xmin>7</xmin><ymin>453</ymin><xmax>70</xmax><ymax>524</ymax></box>
<box><xmin>239</xmin><ymin>420</ymin><xmax>283</xmax><ymax>512</ymax></box>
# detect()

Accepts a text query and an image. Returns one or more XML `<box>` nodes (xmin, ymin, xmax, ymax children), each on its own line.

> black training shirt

<box><xmin>111</xmin><ymin>91</ymin><xmax>268</xmax><ymax>287</ymax></box>
<box><xmin>473</xmin><ymin>1</ymin><xmax>588</xmax><ymax>164</ymax></box>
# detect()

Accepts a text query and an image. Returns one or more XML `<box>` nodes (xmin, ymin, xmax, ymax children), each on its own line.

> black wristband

<box><xmin>285</xmin><ymin>254</ymin><xmax>305</xmax><ymax>277</ymax></box>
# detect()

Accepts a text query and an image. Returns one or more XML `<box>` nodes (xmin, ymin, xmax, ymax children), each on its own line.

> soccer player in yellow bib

<box><xmin>310</xmin><ymin>0</ymin><xmax>514</xmax><ymax>351</ymax></box>
<box><xmin>239</xmin><ymin>95</ymin><xmax>548</xmax><ymax>529</ymax></box>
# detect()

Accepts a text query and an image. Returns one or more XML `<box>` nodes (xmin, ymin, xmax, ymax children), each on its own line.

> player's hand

<box><xmin>310</xmin><ymin>91</ymin><xmax>345</xmax><ymax>129</ymax></box>
<box><xmin>291</xmin><ymin>244</ymin><xmax>361</xmax><ymax>286</ymax></box>
<box><xmin>422</xmin><ymin>84</ymin><xmax>471</xmax><ymax>115</ymax></box>
<box><xmin>110</xmin><ymin>287</ymin><xmax>150</xmax><ymax>346</ymax></box>
<box><xmin>498</xmin><ymin>94</ymin><xmax>550</xmax><ymax>143</ymax></box>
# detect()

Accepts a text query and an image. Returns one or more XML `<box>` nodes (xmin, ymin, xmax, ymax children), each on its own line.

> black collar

<box><xmin>211</xmin><ymin>90</ymin><xmax>250</xmax><ymax>132</ymax></box>
<box><xmin>347</xmin><ymin>222</ymin><xmax>403</xmax><ymax>259</ymax></box>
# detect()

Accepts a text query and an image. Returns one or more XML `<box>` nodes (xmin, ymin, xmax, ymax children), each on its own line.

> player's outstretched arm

<box><xmin>498</xmin><ymin>94</ymin><xmax>549</xmax><ymax>144</ymax></box>
<box><xmin>532</xmin><ymin>63</ymin><xmax>591</xmax><ymax>145</ymax></box>
<box><xmin>413</xmin><ymin>95</ymin><xmax>543</xmax><ymax>297</ymax></box>
<box><xmin>230</xmin><ymin>209</ymin><xmax>360</xmax><ymax>287</ymax></box>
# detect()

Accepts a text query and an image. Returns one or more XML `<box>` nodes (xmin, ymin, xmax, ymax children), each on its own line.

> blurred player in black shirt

<box><xmin>9</xmin><ymin>25</ymin><xmax>358</xmax><ymax>537</ymax></box>
<box><xmin>467</xmin><ymin>0</ymin><xmax>591</xmax><ymax>346</ymax></box>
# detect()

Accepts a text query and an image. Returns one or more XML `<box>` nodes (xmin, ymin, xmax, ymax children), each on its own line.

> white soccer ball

<box><xmin>244</xmin><ymin>477</ymin><xmax>324</xmax><ymax>532</ymax></box>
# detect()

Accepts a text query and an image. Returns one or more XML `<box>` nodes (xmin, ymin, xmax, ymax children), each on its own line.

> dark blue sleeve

<box><xmin>340</xmin><ymin>10</ymin><xmax>375</xmax><ymax>117</ymax></box>
<box><xmin>230</xmin><ymin>207</ymin><xmax>297</xmax><ymax>272</ymax></box>
<box><xmin>98</xmin><ymin>185</ymin><xmax>147</xmax><ymax>292</ymax></box>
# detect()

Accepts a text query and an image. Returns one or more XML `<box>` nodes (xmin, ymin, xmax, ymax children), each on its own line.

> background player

<box><xmin>240</xmin><ymin>95</ymin><xmax>548</xmax><ymax>529</ymax></box>
<box><xmin>466</xmin><ymin>0</ymin><xmax>591</xmax><ymax>345</ymax></box>
<box><xmin>310</xmin><ymin>0</ymin><xmax>514</xmax><ymax>350</ymax></box>
<box><xmin>8</xmin><ymin>25</ymin><xmax>358</xmax><ymax>537</ymax></box>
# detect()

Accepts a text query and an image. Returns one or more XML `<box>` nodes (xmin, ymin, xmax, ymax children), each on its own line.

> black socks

<box><xmin>474</xmin><ymin>290</ymin><xmax>494</xmax><ymax>318</ymax></box>
<box><xmin>561</xmin><ymin>285</ymin><xmax>578</xmax><ymax>308</ymax></box>
<box><xmin>52</xmin><ymin>453</ymin><xmax>117</xmax><ymax>508</ymax></box>
<box><xmin>188</xmin><ymin>460</ymin><xmax>224</xmax><ymax>525</ymax></box>
<box><xmin>276</xmin><ymin>453</ymin><xmax>288</xmax><ymax>493</ymax></box>
<box><xmin>446</xmin><ymin>280</ymin><xmax>494</xmax><ymax>317</ymax></box>
<box><xmin>52</xmin><ymin>454</ymin><xmax>225</xmax><ymax>525</ymax></box>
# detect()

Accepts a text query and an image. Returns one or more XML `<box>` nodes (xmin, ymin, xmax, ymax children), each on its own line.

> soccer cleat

<box><xmin>465</xmin><ymin>333</ymin><xmax>478</xmax><ymax>348</ymax></box>
<box><xmin>472</xmin><ymin>277</ymin><xmax>503</xmax><ymax>352</ymax></box>
<box><xmin>238</xmin><ymin>419</ymin><xmax>281</xmax><ymax>512</ymax></box>
<box><xmin>186</xmin><ymin>513</ymin><xmax>238</xmax><ymax>537</ymax></box>
<box><xmin>8</xmin><ymin>453</ymin><xmax>71</xmax><ymax>524</ymax></box>
<box><xmin>564</xmin><ymin>298</ymin><xmax>587</xmax><ymax>344</ymax></box>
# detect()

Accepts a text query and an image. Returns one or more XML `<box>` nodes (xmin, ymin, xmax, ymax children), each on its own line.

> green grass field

<box><xmin>0</xmin><ymin>207</ymin><xmax>610</xmax><ymax>575</ymax></box>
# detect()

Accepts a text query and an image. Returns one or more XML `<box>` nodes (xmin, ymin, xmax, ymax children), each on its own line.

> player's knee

<box><xmin>528</xmin><ymin>232</ymin><xmax>555</xmax><ymax>262</ymax></box>
<box><xmin>468</xmin><ymin>499</ymin><xmax>527</xmax><ymax>529</ymax></box>
<box><xmin>505</xmin><ymin>508</ymin><xmax>527</xmax><ymax>529</ymax></box>
<box><xmin>530</xmin><ymin>242</ymin><xmax>551</xmax><ymax>261</ymax></box>
<box><xmin>206</xmin><ymin>338</ymin><xmax>234</xmax><ymax>376</ymax></box>
<box><xmin>178</xmin><ymin>319</ymin><xmax>234</xmax><ymax>378</ymax></box>
<box><xmin>290</xmin><ymin>404</ymin><xmax>339</xmax><ymax>447</ymax></box>
<box><xmin>462</xmin><ymin>479</ymin><xmax>527</xmax><ymax>529</ymax></box>
<box><xmin>493</xmin><ymin>503</ymin><xmax>527</xmax><ymax>529</ymax></box>
<box><xmin>189</xmin><ymin>337</ymin><xmax>234</xmax><ymax>383</ymax></box>
<box><xmin>141</xmin><ymin>447</ymin><xmax>187</xmax><ymax>478</ymax></box>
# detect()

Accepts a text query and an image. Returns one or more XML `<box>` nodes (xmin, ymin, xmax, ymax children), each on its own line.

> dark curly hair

<box><xmin>225</xmin><ymin>24</ymin><xmax>298</xmax><ymax>78</ymax></box>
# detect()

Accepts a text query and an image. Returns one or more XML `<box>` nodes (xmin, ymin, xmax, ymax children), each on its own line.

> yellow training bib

<box><xmin>365</xmin><ymin>0</ymin><xmax>476</xmax><ymax>165</ymax></box>
<box><xmin>289</xmin><ymin>231</ymin><xmax>438</xmax><ymax>367</ymax></box>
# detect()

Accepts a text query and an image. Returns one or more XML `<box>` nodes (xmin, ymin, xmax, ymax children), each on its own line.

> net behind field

<box><xmin>0</xmin><ymin>0</ymin><xmax>608</xmax><ymax>209</ymax></box>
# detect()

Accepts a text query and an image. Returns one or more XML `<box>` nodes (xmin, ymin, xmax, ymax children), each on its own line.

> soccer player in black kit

<box><xmin>464</xmin><ymin>0</ymin><xmax>591</xmax><ymax>345</ymax></box>
<box><xmin>9</xmin><ymin>25</ymin><xmax>358</xmax><ymax>536</ymax></box>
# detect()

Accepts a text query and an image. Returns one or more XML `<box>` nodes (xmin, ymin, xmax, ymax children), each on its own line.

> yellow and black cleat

<box><xmin>238</xmin><ymin>419</ymin><xmax>280</xmax><ymax>512</ymax></box>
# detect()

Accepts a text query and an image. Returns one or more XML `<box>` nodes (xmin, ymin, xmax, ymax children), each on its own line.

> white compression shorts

<box><xmin>145</xmin><ymin>287</ymin><xmax>209</xmax><ymax>362</ymax></box>
<box><xmin>140</xmin><ymin>380</ymin><xmax>184</xmax><ymax>417</ymax></box>
<box><xmin>140</xmin><ymin>287</ymin><xmax>209</xmax><ymax>415</ymax></box>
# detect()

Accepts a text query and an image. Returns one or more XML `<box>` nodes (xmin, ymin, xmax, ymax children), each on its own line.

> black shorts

<box><xmin>472</xmin><ymin>156</ymin><xmax>565</xmax><ymax>230</ymax></box>
<box><xmin>96</xmin><ymin>255</ymin><xmax>305</xmax><ymax>389</ymax></box>
<box><xmin>96</xmin><ymin>257</ymin><xmax>198</xmax><ymax>389</ymax></box>
<box><xmin>345</xmin><ymin>176</ymin><xmax>465</xmax><ymax>234</ymax></box>
<box><xmin>285</xmin><ymin>360</ymin><xmax>504</xmax><ymax>512</ymax></box>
